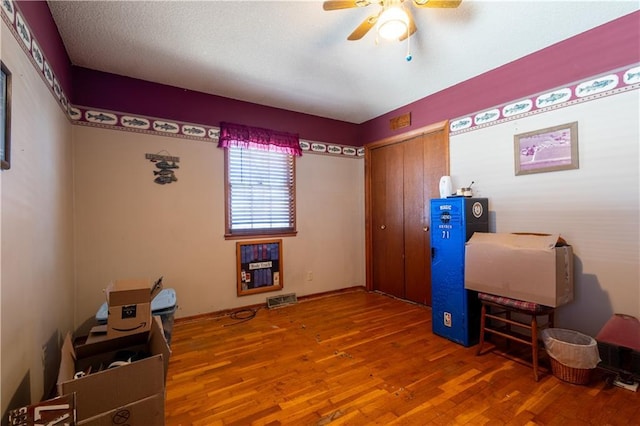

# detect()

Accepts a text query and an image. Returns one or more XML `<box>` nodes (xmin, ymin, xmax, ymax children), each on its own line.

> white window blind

<box><xmin>227</xmin><ymin>145</ymin><xmax>296</xmax><ymax>234</ymax></box>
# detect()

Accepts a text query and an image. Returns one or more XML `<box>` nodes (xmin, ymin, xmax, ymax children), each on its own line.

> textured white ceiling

<box><xmin>47</xmin><ymin>0</ymin><xmax>639</xmax><ymax>124</ymax></box>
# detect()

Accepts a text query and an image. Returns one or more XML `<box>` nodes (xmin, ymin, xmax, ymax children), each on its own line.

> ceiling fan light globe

<box><xmin>377</xmin><ymin>7</ymin><xmax>409</xmax><ymax>40</ymax></box>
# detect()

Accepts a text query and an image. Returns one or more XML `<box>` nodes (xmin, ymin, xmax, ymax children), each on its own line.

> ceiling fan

<box><xmin>323</xmin><ymin>0</ymin><xmax>462</xmax><ymax>42</ymax></box>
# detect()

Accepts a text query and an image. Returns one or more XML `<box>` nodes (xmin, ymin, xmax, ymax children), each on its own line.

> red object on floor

<box><xmin>596</xmin><ymin>314</ymin><xmax>640</xmax><ymax>351</ymax></box>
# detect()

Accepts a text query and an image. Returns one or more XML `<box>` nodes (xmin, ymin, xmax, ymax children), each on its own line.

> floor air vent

<box><xmin>266</xmin><ymin>293</ymin><xmax>298</xmax><ymax>309</ymax></box>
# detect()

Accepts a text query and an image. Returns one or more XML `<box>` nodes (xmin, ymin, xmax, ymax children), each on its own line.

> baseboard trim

<box><xmin>175</xmin><ymin>285</ymin><xmax>367</xmax><ymax>324</ymax></box>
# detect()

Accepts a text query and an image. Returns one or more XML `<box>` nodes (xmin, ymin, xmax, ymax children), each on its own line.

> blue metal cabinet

<box><xmin>430</xmin><ymin>197</ymin><xmax>488</xmax><ymax>346</ymax></box>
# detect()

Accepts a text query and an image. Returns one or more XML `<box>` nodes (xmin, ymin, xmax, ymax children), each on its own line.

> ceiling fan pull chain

<box><xmin>406</xmin><ymin>31</ymin><xmax>412</xmax><ymax>62</ymax></box>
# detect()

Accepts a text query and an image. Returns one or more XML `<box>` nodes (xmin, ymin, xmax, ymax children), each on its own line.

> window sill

<box><xmin>224</xmin><ymin>230</ymin><xmax>297</xmax><ymax>240</ymax></box>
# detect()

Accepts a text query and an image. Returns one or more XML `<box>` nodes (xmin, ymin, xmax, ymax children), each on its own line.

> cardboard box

<box><xmin>105</xmin><ymin>278</ymin><xmax>163</xmax><ymax>338</ymax></box>
<box><xmin>8</xmin><ymin>393</ymin><xmax>76</xmax><ymax>426</ymax></box>
<box><xmin>57</xmin><ymin>317</ymin><xmax>170</xmax><ymax>423</ymax></box>
<box><xmin>464</xmin><ymin>233</ymin><xmax>573</xmax><ymax>307</ymax></box>
<box><xmin>77</xmin><ymin>393</ymin><xmax>164</xmax><ymax>426</ymax></box>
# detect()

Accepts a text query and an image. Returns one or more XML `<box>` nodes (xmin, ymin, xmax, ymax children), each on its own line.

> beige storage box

<box><xmin>465</xmin><ymin>233</ymin><xmax>573</xmax><ymax>307</ymax></box>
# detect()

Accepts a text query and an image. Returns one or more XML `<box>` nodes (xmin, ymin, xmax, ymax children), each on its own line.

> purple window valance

<box><xmin>218</xmin><ymin>122</ymin><xmax>302</xmax><ymax>157</ymax></box>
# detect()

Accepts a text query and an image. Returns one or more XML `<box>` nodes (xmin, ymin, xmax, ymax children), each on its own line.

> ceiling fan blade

<box><xmin>323</xmin><ymin>0</ymin><xmax>376</xmax><ymax>11</ymax></box>
<box><xmin>348</xmin><ymin>14</ymin><xmax>379</xmax><ymax>40</ymax></box>
<box><xmin>399</xmin><ymin>11</ymin><xmax>417</xmax><ymax>41</ymax></box>
<box><xmin>412</xmin><ymin>0</ymin><xmax>462</xmax><ymax>8</ymax></box>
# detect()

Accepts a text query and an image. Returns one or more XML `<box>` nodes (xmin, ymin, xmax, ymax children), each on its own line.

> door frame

<box><xmin>364</xmin><ymin>120</ymin><xmax>450</xmax><ymax>292</ymax></box>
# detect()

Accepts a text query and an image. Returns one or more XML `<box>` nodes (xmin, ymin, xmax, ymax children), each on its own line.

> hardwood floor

<box><xmin>165</xmin><ymin>290</ymin><xmax>639</xmax><ymax>425</ymax></box>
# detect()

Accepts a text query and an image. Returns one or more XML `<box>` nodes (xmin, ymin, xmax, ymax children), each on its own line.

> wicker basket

<box><xmin>549</xmin><ymin>357</ymin><xmax>593</xmax><ymax>385</ymax></box>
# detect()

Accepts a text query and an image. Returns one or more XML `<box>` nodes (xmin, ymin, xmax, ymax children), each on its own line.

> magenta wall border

<box><xmin>360</xmin><ymin>11</ymin><xmax>640</xmax><ymax>144</ymax></box>
<box><xmin>71</xmin><ymin>66</ymin><xmax>361</xmax><ymax>147</ymax></box>
<box><xmin>63</xmin><ymin>63</ymin><xmax>640</xmax><ymax>158</ymax></box>
<box><xmin>2</xmin><ymin>0</ymin><xmax>73</xmax><ymax>116</ymax></box>
<box><xmin>70</xmin><ymin>107</ymin><xmax>365</xmax><ymax>158</ymax></box>
<box><xmin>14</xmin><ymin>0</ymin><xmax>72</xmax><ymax>94</ymax></box>
<box><xmin>449</xmin><ymin>66</ymin><xmax>640</xmax><ymax>135</ymax></box>
<box><xmin>2</xmin><ymin>0</ymin><xmax>362</xmax><ymax>147</ymax></box>
<box><xmin>2</xmin><ymin>2</ymin><xmax>638</xmax><ymax>156</ymax></box>
<box><xmin>66</xmin><ymin>63</ymin><xmax>638</xmax><ymax>158</ymax></box>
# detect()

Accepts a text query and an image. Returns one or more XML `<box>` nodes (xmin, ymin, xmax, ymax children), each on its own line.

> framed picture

<box><xmin>514</xmin><ymin>122</ymin><xmax>578</xmax><ymax>176</ymax></box>
<box><xmin>1</xmin><ymin>61</ymin><xmax>11</xmax><ymax>170</ymax></box>
<box><xmin>236</xmin><ymin>239</ymin><xmax>283</xmax><ymax>296</ymax></box>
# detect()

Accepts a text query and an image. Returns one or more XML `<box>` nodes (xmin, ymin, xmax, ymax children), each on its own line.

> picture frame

<box><xmin>236</xmin><ymin>239</ymin><xmax>283</xmax><ymax>296</ymax></box>
<box><xmin>1</xmin><ymin>61</ymin><xmax>11</xmax><ymax>170</ymax></box>
<box><xmin>514</xmin><ymin>122</ymin><xmax>578</xmax><ymax>176</ymax></box>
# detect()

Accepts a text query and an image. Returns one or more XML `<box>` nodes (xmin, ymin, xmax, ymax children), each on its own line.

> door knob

<box><xmin>380</xmin><ymin>225</ymin><xmax>386</xmax><ymax>230</ymax></box>
<box><xmin>423</xmin><ymin>226</ymin><xmax>429</xmax><ymax>232</ymax></box>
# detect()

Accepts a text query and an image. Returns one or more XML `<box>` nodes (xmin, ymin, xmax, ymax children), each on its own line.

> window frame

<box><xmin>1</xmin><ymin>61</ymin><xmax>11</xmax><ymax>171</ymax></box>
<box><xmin>223</xmin><ymin>145</ymin><xmax>298</xmax><ymax>240</ymax></box>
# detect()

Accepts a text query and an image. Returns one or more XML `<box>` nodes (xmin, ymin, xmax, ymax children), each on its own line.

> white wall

<box><xmin>450</xmin><ymin>90</ymin><xmax>640</xmax><ymax>336</ymax></box>
<box><xmin>72</xmin><ymin>125</ymin><xmax>365</xmax><ymax>325</ymax></box>
<box><xmin>1</xmin><ymin>22</ymin><xmax>75</xmax><ymax>412</ymax></box>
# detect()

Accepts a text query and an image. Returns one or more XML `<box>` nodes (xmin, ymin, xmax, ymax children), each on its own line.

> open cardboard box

<box><xmin>77</xmin><ymin>394</ymin><xmax>165</xmax><ymax>426</ymax></box>
<box><xmin>57</xmin><ymin>316</ymin><xmax>170</xmax><ymax>424</ymax></box>
<box><xmin>8</xmin><ymin>393</ymin><xmax>76</xmax><ymax>425</ymax></box>
<box><xmin>465</xmin><ymin>233</ymin><xmax>574</xmax><ymax>307</ymax></box>
<box><xmin>105</xmin><ymin>277</ymin><xmax>163</xmax><ymax>338</ymax></box>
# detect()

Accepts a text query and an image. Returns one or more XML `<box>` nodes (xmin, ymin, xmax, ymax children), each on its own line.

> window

<box><xmin>219</xmin><ymin>122</ymin><xmax>301</xmax><ymax>238</ymax></box>
<box><xmin>225</xmin><ymin>146</ymin><xmax>296</xmax><ymax>237</ymax></box>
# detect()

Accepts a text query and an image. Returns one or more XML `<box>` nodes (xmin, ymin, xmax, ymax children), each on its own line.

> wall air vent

<box><xmin>266</xmin><ymin>293</ymin><xmax>298</xmax><ymax>309</ymax></box>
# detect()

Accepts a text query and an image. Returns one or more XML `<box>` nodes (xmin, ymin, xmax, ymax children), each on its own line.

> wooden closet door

<box><xmin>406</xmin><ymin>129</ymin><xmax>449</xmax><ymax>305</ymax></box>
<box><xmin>371</xmin><ymin>143</ymin><xmax>405</xmax><ymax>298</ymax></box>
<box><xmin>366</xmin><ymin>121</ymin><xmax>449</xmax><ymax>306</ymax></box>
<box><xmin>403</xmin><ymin>135</ymin><xmax>430</xmax><ymax>305</ymax></box>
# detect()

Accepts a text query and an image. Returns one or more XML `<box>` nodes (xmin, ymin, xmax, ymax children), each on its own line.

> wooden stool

<box><xmin>476</xmin><ymin>293</ymin><xmax>555</xmax><ymax>381</ymax></box>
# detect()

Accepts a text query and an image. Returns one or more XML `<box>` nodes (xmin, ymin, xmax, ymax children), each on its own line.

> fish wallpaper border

<box><xmin>2</xmin><ymin>0</ymin><xmax>639</xmax><ymax>155</ymax></box>
<box><xmin>450</xmin><ymin>65</ymin><xmax>640</xmax><ymax>135</ymax></box>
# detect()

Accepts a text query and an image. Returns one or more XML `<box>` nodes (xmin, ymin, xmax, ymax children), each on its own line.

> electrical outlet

<box><xmin>444</xmin><ymin>312</ymin><xmax>452</xmax><ymax>327</ymax></box>
<box><xmin>306</xmin><ymin>271</ymin><xmax>313</xmax><ymax>281</ymax></box>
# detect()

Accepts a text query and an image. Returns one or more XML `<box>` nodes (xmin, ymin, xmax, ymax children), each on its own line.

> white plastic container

<box><xmin>439</xmin><ymin>176</ymin><xmax>452</xmax><ymax>198</ymax></box>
